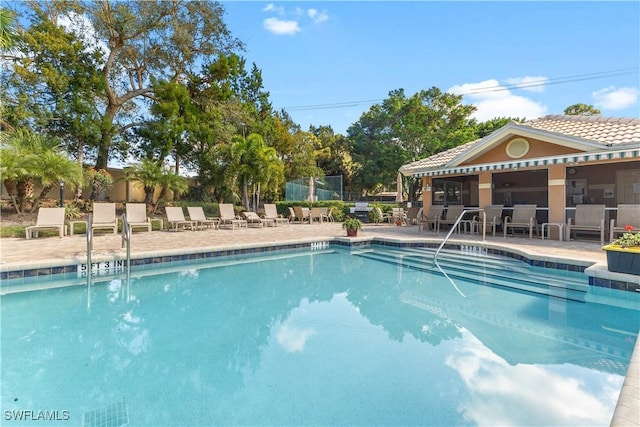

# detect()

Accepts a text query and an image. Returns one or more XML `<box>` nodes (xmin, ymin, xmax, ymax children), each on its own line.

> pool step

<box><xmin>353</xmin><ymin>248</ymin><xmax>588</xmax><ymax>302</ymax></box>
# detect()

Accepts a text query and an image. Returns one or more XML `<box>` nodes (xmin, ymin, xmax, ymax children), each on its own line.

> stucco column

<box><xmin>547</xmin><ymin>165</ymin><xmax>566</xmax><ymax>239</ymax></box>
<box><xmin>421</xmin><ymin>177</ymin><xmax>433</xmax><ymax>211</ymax></box>
<box><xmin>478</xmin><ymin>171</ymin><xmax>492</xmax><ymax>207</ymax></box>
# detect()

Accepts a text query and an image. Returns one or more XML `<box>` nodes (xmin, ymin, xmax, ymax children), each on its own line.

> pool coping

<box><xmin>3</xmin><ymin>235</ymin><xmax>639</xmax><ymax>292</ymax></box>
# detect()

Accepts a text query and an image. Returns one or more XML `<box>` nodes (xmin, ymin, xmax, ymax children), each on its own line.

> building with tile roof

<box><xmin>399</xmin><ymin>115</ymin><xmax>640</xmax><ymax>240</ymax></box>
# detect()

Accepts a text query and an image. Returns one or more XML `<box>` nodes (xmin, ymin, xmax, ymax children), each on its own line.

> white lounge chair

<box><xmin>293</xmin><ymin>206</ymin><xmax>310</xmax><ymax>223</ymax></box>
<box><xmin>218</xmin><ymin>204</ymin><xmax>247</xmax><ymax>229</ymax></box>
<box><xmin>243</xmin><ymin>211</ymin><xmax>274</xmax><ymax>227</ymax></box>
<box><xmin>25</xmin><ymin>207</ymin><xmax>66</xmax><ymax>239</ymax></box>
<box><xmin>187</xmin><ymin>206</ymin><xmax>219</xmax><ymax>230</ymax></box>
<box><xmin>503</xmin><ymin>204</ymin><xmax>539</xmax><ymax>239</ymax></box>
<box><xmin>126</xmin><ymin>203</ymin><xmax>152</xmax><ymax>232</ymax></box>
<box><xmin>264</xmin><ymin>204</ymin><xmax>289</xmax><ymax>226</ymax></box>
<box><xmin>166</xmin><ymin>207</ymin><xmax>196</xmax><ymax>231</ymax></box>
<box><xmin>92</xmin><ymin>202</ymin><xmax>118</xmax><ymax>235</ymax></box>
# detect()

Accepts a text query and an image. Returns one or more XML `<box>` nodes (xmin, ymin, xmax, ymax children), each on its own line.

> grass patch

<box><xmin>0</xmin><ymin>225</ymin><xmax>26</xmax><ymax>238</ymax></box>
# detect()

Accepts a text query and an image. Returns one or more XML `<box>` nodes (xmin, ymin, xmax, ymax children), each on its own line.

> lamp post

<box><xmin>59</xmin><ymin>180</ymin><xmax>65</xmax><ymax>207</ymax></box>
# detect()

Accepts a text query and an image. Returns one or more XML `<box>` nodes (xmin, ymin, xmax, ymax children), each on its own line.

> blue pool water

<box><xmin>1</xmin><ymin>245</ymin><xmax>638</xmax><ymax>426</ymax></box>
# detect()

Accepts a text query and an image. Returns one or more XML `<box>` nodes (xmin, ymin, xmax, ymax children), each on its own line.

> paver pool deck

<box><xmin>0</xmin><ymin>222</ymin><xmax>637</xmax><ymax>426</ymax></box>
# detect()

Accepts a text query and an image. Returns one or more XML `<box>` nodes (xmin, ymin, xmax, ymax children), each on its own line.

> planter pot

<box><xmin>603</xmin><ymin>245</ymin><xmax>640</xmax><ymax>275</ymax></box>
<box><xmin>346</xmin><ymin>229</ymin><xmax>358</xmax><ymax>237</ymax></box>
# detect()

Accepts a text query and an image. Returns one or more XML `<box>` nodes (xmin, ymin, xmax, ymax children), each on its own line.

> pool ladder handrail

<box><xmin>85</xmin><ymin>213</ymin><xmax>132</xmax><ymax>286</ymax></box>
<box><xmin>86</xmin><ymin>212</ymin><xmax>93</xmax><ymax>265</ymax></box>
<box><xmin>121</xmin><ymin>213</ymin><xmax>131</xmax><ymax>280</ymax></box>
<box><xmin>433</xmin><ymin>208</ymin><xmax>485</xmax><ymax>298</ymax></box>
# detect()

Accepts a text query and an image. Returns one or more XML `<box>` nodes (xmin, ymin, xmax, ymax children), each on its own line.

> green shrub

<box><xmin>0</xmin><ymin>225</ymin><xmax>25</xmax><ymax>238</ymax></box>
<box><xmin>611</xmin><ymin>232</ymin><xmax>640</xmax><ymax>248</ymax></box>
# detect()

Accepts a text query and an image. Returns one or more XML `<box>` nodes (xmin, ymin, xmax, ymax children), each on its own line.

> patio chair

<box><xmin>320</xmin><ymin>207</ymin><xmax>333</xmax><ymax>222</ymax></box>
<box><xmin>264</xmin><ymin>204</ymin><xmax>289</xmax><ymax>226</ymax></box>
<box><xmin>165</xmin><ymin>206</ymin><xmax>196</xmax><ymax>231</ymax></box>
<box><xmin>392</xmin><ymin>208</ymin><xmax>407</xmax><ymax>225</ymax></box>
<box><xmin>242</xmin><ymin>211</ymin><xmax>273</xmax><ymax>227</ymax></box>
<box><xmin>419</xmin><ymin>205</ymin><xmax>444</xmax><ymax>232</ymax></box>
<box><xmin>293</xmin><ymin>206</ymin><xmax>310</xmax><ymax>223</ymax></box>
<box><xmin>218</xmin><ymin>203</ymin><xmax>248</xmax><ymax>229</ymax></box>
<box><xmin>288</xmin><ymin>206</ymin><xmax>299</xmax><ymax>223</ymax></box>
<box><xmin>472</xmin><ymin>205</ymin><xmax>503</xmax><ymax>237</ymax></box>
<box><xmin>609</xmin><ymin>204</ymin><xmax>640</xmax><ymax>242</ymax></box>
<box><xmin>25</xmin><ymin>207</ymin><xmax>66</xmax><ymax>239</ymax></box>
<box><xmin>187</xmin><ymin>206</ymin><xmax>219</xmax><ymax>230</ymax></box>
<box><xmin>310</xmin><ymin>207</ymin><xmax>325</xmax><ymax>223</ymax></box>
<box><xmin>566</xmin><ymin>204</ymin><xmax>606</xmax><ymax>244</ymax></box>
<box><xmin>92</xmin><ymin>202</ymin><xmax>118</xmax><ymax>235</ymax></box>
<box><xmin>405</xmin><ymin>207</ymin><xmax>421</xmax><ymax>225</ymax></box>
<box><xmin>371</xmin><ymin>206</ymin><xmax>393</xmax><ymax>224</ymax></box>
<box><xmin>125</xmin><ymin>203</ymin><xmax>152</xmax><ymax>232</ymax></box>
<box><xmin>436</xmin><ymin>205</ymin><xmax>466</xmax><ymax>233</ymax></box>
<box><xmin>503</xmin><ymin>204</ymin><xmax>539</xmax><ymax>239</ymax></box>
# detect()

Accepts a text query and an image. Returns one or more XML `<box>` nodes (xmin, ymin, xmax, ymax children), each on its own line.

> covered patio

<box><xmin>400</xmin><ymin>115</ymin><xmax>640</xmax><ymax>241</ymax></box>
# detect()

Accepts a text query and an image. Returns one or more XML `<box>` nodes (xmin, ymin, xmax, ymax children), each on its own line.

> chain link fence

<box><xmin>285</xmin><ymin>176</ymin><xmax>343</xmax><ymax>201</ymax></box>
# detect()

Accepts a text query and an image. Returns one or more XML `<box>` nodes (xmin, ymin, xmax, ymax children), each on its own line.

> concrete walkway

<box><xmin>0</xmin><ymin>222</ymin><xmax>610</xmax><ymax>270</ymax></box>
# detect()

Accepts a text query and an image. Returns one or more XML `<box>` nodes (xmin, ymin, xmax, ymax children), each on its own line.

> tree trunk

<box><xmin>95</xmin><ymin>104</ymin><xmax>118</xmax><ymax>169</ymax></box>
<box><xmin>75</xmin><ymin>140</ymin><xmax>84</xmax><ymax>201</ymax></box>
<box><xmin>16</xmin><ymin>180</ymin><xmax>28</xmax><ymax>213</ymax></box>
<box><xmin>30</xmin><ymin>185</ymin><xmax>53</xmax><ymax>213</ymax></box>
<box><xmin>242</xmin><ymin>180</ymin><xmax>250</xmax><ymax>210</ymax></box>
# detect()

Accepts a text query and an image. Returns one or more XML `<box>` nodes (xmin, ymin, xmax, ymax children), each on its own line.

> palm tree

<box><xmin>0</xmin><ymin>129</ymin><xmax>82</xmax><ymax>213</ymax></box>
<box><xmin>123</xmin><ymin>158</ymin><xmax>189</xmax><ymax>213</ymax></box>
<box><xmin>124</xmin><ymin>159</ymin><xmax>163</xmax><ymax>205</ymax></box>
<box><xmin>30</xmin><ymin>150</ymin><xmax>83</xmax><ymax>211</ymax></box>
<box><xmin>229</xmin><ymin>133</ymin><xmax>284</xmax><ymax>210</ymax></box>
<box><xmin>154</xmin><ymin>170</ymin><xmax>189</xmax><ymax>213</ymax></box>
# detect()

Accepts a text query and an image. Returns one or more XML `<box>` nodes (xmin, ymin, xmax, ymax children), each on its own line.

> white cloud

<box><xmin>263</xmin><ymin>17</ymin><xmax>301</xmax><ymax>35</ymax></box>
<box><xmin>592</xmin><ymin>86</ymin><xmax>639</xmax><ymax>110</ymax></box>
<box><xmin>57</xmin><ymin>12</ymin><xmax>108</xmax><ymax>62</ymax></box>
<box><xmin>276</xmin><ymin>324</ymin><xmax>316</xmax><ymax>353</ymax></box>
<box><xmin>505</xmin><ymin>76</ymin><xmax>548</xmax><ymax>93</ymax></box>
<box><xmin>449</xmin><ymin>79</ymin><xmax>547</xmax><ymax>121</ymax></box>
<box><xmin>262</xmin><ymin>3</ymin><xmax>284</xmax><ymax>15</ymax></box>
<box><xmin>308</xmin><ymin>8</ymin><xmax>329</xmax><ymax>24</ymax></box>
<box><xmin>447</xmin><ymin>329</ymin><xmax>621</xmax><ymax>426</ymax></box>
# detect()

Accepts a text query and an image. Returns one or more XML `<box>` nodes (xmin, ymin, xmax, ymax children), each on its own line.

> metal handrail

<box><xmin>434</xmin><ymin>208</ymin><xmax>485</xmax><ymax>260</ymax></box>
<box><xmin>121</xmin><ymin>213</ymin><xmax>131</xmax><ymax>281</ymax></box>
<box><xmin>433</xmin><ymin>208</ymin><xmax>486</xmax><ymax>298</ymax></box>
<box><xmin>86</xmin><ymin>213</ymin><xmax>93</xmax><ymax>307</ymax></box>
<box><xmin>86</xmin><ymin>213</ymin><xmax>93</xmax><ymax>267</ymax></box>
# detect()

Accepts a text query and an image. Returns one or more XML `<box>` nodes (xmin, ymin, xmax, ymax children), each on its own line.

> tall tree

<box><xmin>3</xmin><ymin>2</ymin><xmax>105</xmax><ymax>164</ymax></box>
<box><xmin>9</xmin><ymin>0</ymin><xmax>243</xmax><ymax>169</ymax></box>
<box><xmin>471</xmin><ymin>117</ymin><xmax>525</xmax><ymax>139</ymax></box>
<box><xmin>347</xmin><ymin>87</ymin><xmax>476</xmax><ymax>196</ymax></box>
<box><xmin>564</xmin><ymin>103</ymin><xmax>601</xmax><ymax>116</ymax></box>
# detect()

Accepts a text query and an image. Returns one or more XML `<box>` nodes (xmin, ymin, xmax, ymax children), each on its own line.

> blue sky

<box><xmin>221</xmin><ymin>1</ymin><xmax>640</xmax><ymax>134</ymax></box>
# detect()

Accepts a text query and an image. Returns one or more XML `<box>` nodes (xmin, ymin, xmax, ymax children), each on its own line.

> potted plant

<box><xmin>342</xmin><ymin>216</ymin><xmax>363</xmax><ymax>237</ymax></box>
<box><xmin>602</xmin><ymin>227</ymin><xmax>640</xmax><ymax>275</ymax></box>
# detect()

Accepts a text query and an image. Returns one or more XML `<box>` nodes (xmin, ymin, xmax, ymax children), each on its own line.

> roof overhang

<box><xmin>408</xmin><ymin>147</ymin><xmax>640</xmax><ymax>178</ymax></box>
<box><xmin>446</xmin><ymin>123</ymin><xmax>608</xmax><ymax>167</ymax></box>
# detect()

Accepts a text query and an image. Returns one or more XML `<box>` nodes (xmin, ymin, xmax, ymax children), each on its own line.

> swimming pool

<box><xmin>1</xmin><ymin>245</ymin><xmax>638</xmax><ymax>426</ymax></box>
